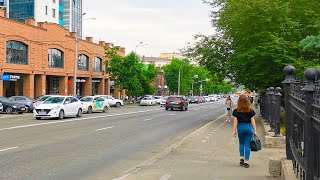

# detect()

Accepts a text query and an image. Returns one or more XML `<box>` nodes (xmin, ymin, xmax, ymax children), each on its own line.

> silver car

<box><xmin>9</xmin><ymin>96</ymin><xmax>35</xmax><ymax>112</ymax></box>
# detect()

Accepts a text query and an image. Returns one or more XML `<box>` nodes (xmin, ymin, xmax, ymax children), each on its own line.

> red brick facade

<box><xmin>0</xmin><ymin>10</ymin><xmax>126</xmax><ymax>99</ymax></box>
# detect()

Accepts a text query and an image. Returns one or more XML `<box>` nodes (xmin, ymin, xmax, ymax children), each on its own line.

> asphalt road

<box><xmin>0</xmin><ymin>100</ymin><xmax>226</xmax><ymax>180</ymax></box>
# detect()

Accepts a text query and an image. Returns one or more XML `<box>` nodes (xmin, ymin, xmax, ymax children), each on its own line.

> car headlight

<box><xmin>12</xmin><ymin>105</ymin><xmax>17</xmax><ymax>108</ymax></box>
<box><xmin>51</xmin><ymin>106</ymin><xmax>60</xmax><ymax>110</ymax></box>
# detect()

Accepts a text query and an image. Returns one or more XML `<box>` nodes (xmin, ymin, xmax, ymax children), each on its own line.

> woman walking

<box><xmin>225</xmin><ymin>95</ymin><xmax>234</xmax><ymax>122</ymax></box>
<box><xmin>232</xmin><ymin>94</ymin><xmax>257</xmax><ymax>168</ymax></box>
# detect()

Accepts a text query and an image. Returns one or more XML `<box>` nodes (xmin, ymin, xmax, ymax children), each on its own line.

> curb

<box><xmin>114</xmin><ymin>113</ymin><xmax>226</xmax><ymax>180</ymax></box>
<box><xmin>0</xmin><ymin>113</ymin><xmax>32</xmax><ymax>119</ymax></box>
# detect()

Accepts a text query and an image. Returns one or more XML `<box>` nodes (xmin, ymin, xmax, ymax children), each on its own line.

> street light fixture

<box><xmin>191</xmin><ymin>75</ymin><xmax>199</xmax><ymax>96</ymax></box>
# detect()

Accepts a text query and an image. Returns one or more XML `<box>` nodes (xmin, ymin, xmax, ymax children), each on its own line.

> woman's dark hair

<box><xmin>237</xmin><ymin>94</ymin><xmax>251</xmax><ymax>112</ymax></box>
<box><xmin>227</xmin><ymin>95</ymin><xmax>231</xmax><ymax>100</ymax></box>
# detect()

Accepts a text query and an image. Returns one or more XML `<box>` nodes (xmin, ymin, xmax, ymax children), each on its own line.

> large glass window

<box><xmin>6</xmin><ymin>41</ymin><xmax>28</xmax><ymax>65</ymax></box>
<box><xmin>78</xmin><ymin>54</ymin><xmax>89</xmax><ymax>71</ymax></box>
<box><xmin>9</xmin><ymin>0</ymin><xmax>35</xmax><ymax>22</ymax></box>
<box><xmin>48</xmin><ymin>49</ymin><xmax>64</xmax><ymax>68</ymax></box>
<box><xmin>93</xmin><ymin>57</ymin><xmax>102</xmax><ymax>72</ymax></box>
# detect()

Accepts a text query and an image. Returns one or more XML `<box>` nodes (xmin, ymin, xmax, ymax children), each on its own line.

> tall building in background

<box><xmin>6</xmin><ymin>0</ymin><xmax>82</xmax><ymax>37</ymax></box>
<box><xmin>0</xmin><ymin>0</ymin><xmax>8</xmax><ymax>17</ymax></box>
<box><xmin>63</xmin><ymin>0</ymin><xmax>82</xmax><ymax>38</ymax></box>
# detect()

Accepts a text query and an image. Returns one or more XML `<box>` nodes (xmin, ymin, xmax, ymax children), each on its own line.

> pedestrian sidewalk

<box><xmin>122</xmin><ymin>113</ymin><xmax>285</xmax><ymax>180</ymax></box>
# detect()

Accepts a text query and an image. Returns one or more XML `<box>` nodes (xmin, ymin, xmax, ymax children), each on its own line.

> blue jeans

<box><xmin>237</xmin><ymin>123</ymin><xmax>254</xmax><ymax>160</ymax></box>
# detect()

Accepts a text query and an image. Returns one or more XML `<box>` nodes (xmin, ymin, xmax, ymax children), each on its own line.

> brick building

<box><xmin>0</xmin><ymin>9</ymin><xmax>126</xmax><ymax>99</ymax></box>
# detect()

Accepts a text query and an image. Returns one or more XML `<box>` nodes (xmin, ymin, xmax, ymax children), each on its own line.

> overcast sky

<box><xmin>82</xmin><ymin>0</ymin><xmax>213</xmax><ymax>57</ymax></box>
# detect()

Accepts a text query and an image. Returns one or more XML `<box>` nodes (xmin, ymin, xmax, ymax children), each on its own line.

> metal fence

<box><xmin>260</xmin><ymin>65</ymin><xmax>320</xmax><ymax>180</ymax></box>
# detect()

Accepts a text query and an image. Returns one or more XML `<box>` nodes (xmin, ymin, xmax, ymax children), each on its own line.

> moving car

<box><xmin>0</xmin><ymin>97</ymin><xmax>26</xmax><ymax>114</ymax></box>
<box><xmin>154</xmin><ymin>96</ymin><xmax>162</xmax><ymax>105</ymax></box>
<box><xmin>33</xmin><ymin>95</ymin><xmax>83</xmax><ymax>120</ymax></box>
<box><xmin>140</xmin><ymin>97</ymin><xmax>157</xmax><ymax>106</ymax></box>
<box><xmin>209</xmin><ymin>95</ymin><xmax>218</xmax><ymax>102</ymax></box>
<box><xmin>80</xmin><ymin>96</ymin><xmax>110</xmax><ymax>113</ymax></box>
<box><xmin>9</xmin><ymin>96</ymin><xmax>35</xmax><ymax>112</ymax></box>
<box><xmin>97</xmin><ymin>95</ymin><xmax>123</xmax><ymax>108</ymax></box>
<box><xmin>189</xmin><ymin>96</ymin><xmax>200</xmax><ymax>104</ymax></box>
<box><xmin>165</xmin><ymin>96</ymin><xmax>188</xmax><ymax>111</ymax></box>
<box><xmin>160</xmin><ymin>96</ymin><xmax>168</xmax><ymax>107</ymax></box>
<box><xmin>34</xmin><ymin>95</ymin><xmax>52</xmax><ymax>107</ymax></box>
<box><xmin>203</xmin><ymin>96</ymin><xmax>211</xmax><ymax>102</ymax></box>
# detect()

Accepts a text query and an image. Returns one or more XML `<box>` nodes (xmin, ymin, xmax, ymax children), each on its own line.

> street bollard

<box><xmin>268</xmin><ymin>87</ymin><xmax>275</xmax><ymax>132</ymax></box>
<box><xmin>265</xmin><ymin>88</ymin><xmax>270</xmax><ymax>124</ymax></box>
<box><xmin>273</xmin><ymin>87</ymin><xmax>282</xmax><ymax>137</ymax></box>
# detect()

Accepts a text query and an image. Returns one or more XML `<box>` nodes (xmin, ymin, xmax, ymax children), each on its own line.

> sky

<box><xmin>82</xmin><ymin>0</ymin><xmax>214</xmax><ymax>57</ymax></box>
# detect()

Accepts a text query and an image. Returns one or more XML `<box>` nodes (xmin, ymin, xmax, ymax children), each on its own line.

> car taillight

<box><xmin>32</xmin><ymin>101</ymin><xmax>36</xmax><ymax>104</ymax></box>
<box><xmin>166</xmin><ymin>100</ymin><xmax>170</xmax><ymax>103</ymax></box>
<box><xmin>178</xmin><ymin>100</ymin><xmax>183</xmax><ymax>104</ymax></box>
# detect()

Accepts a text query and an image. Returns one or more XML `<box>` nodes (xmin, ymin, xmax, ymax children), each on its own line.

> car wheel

<box><xmin>76</xmin><ymin>109</ymin><xmax>82</xmax><ymax>117</ymax></box>
<box><xmin>103</xmin><ymin>106</ymin><xmax>108</xmax><ymax>113</ymax></box>
<box><xmin>25</xmin><ymin>106</ymin><xmax>30</xmax><ymax>113</ymax></box>
<box><xmin>36</xmin><ymin>117</ymin><xmax>41</xmax><ymax>120</ymax></box>
<box><xmin>58</xmin><ymin>110</ymin><xmax>64</xmax><ymax>120</ymax></box>
<box><xmin>18</xmin><ymin>112</ymin><xmax>23</xmax><ymax>114</ymax></box>
<box><xmin>165</xmin><ymin>107</ymin><xmax>168</xmax><ymax>110</ymax></box>
<box><xmin>171</xmin><ymin>108</ymin><xmax>173</xmax><ymax>111</ymax></box>
<box><xmin>115</xmin><ymin>102</ymin><xmax>121</xmax><ymax>108</ymax></box>
<box><xmin>185</xmin><ymin>106</ymin><xmax>188</xmax><ymax>111</ymax></box>
<box><xmin>180</xmin><ymin>105</ymin><xmax>184</xmax><ymax>111</ymax></box>
<box><xmin>88</xmin><ymin>106</ymin><xmax>92</xmax><ymax>114</ymax></box>
<box><xmin>6</xmin><ymin>107</ymin><xmax>12</xmax><ymax>114</ymax></box>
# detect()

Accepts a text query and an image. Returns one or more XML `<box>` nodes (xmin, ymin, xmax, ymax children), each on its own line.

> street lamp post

<box><xmin>191</xmin><ymin>75</ymin><xmax>198</xmax><ymax>96</ymax></box>
<box><xmin>74</xmin><ymin>13</ymin><xmax>86</xmax><ymax>96</ymax></box>
<box><xmin>199</xmin><ymin>78</ymin><xmax>209</xmax><ymax>96</ymax></box>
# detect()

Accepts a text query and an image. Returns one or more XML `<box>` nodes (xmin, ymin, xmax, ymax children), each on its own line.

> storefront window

<box><xmin>93</xmin><ymin>57</ymin><xmax>102</xmax><ymax>72</ymax></box>
<box><xmin>78</xmin><ymin>54</ymin><xmax>89</xmax><ymax>71</ymax></box>
<box><xmin>48</xmin><ymin>49</ymin><xmax>64</xmax><ymax>68</ymax></box>
<box><xmin>6</xmin><ymin>41</ymin><xmax>28</xmax><ymax>65</ymax></box>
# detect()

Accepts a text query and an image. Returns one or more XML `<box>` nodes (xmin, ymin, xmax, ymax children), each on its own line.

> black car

<box><xmin>0</xmin><ymin>97</ymin><xmax>26</xmax><ymax>114</ymax></box>
<box><xmin>189</xmin><ymin>96</ymin><xmax>200</xmax><ymax>104</ymax></box>
<box><xmin>165</xmin><ymin>96</ymin><xmax>188</xmax><ymax>111</ymax></box>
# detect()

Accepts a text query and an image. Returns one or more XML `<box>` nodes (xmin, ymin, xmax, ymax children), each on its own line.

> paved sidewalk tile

<box><xmin>124</xmin><ymin>114</ymin><xmax>285</xmax><ymax>180</ymax></box>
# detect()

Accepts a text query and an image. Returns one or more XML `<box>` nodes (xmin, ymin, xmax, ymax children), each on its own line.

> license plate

<box><xmin>21</xmin><ymin>108</ymin><xmax>25</xmax><ymax>111</ymax></box>
<box><xmin>170</xmin><ymin>102</ymin><xmax>177</xmax><ymax>104</ymax></box>
<box><xmin>39</xmin><ymin>111</ymin><xmax>46</xmax><ymax>115</ymax></box>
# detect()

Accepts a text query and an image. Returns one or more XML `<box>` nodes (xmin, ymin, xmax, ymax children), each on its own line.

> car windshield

<box><xmin>43</xmin><ymin>97</ymin><xmax>65</xmax><ymax>104</ymax></box>
<box><xmin>0</xmin><ymin>97</ymin><xmax>10</xmax><ymax>103</ymax></box>
<box><xmin>143</xmin><ymin>97</ymin><xmax>152</xmax><ymax>100</ymax></box>
<box><xmin>80</xmin><ymin>97</ymin><xmax>93</xmax><ymax>102</ymax></box>
<box><xmin>168</xmin><ymin>97</ymin><xmax>182</xmax><ymax>101</ymax></box>
<box><xmin>162</xmin><ymin>97</ymin><xmax>168</xmax><ymax>100</ymax></box>
<box><xmin>154</xmin><ymin>97</ymin><xmax>161</xmax><ymax>99</ymax></box>
<box><xmin>37</xmin><ymin>96</ymin><xmax>50</xmax><ymax>101</ymax></box>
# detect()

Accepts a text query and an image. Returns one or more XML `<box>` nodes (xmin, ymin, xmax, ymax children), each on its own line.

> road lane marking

<box><xmin>113</xmin><ymin>167</ymin><xmax>142</xmax><ymax>180</ymax></box>
<box><xmin>169</xmin><ymin>114</ymin><xmax>175</xmax><ymax>116</ymax></box>
<box><xmin>0</xmin><ymin>147</ymin><xmax>19</xmax><ymax>152</ymax></box>
<box><xmin>143</xmin><ymin>118</ymin><xmax>154</xmax><ymax>122</ymax></box>
<box><xmin>194</xmin><ymin>108</ymin><xmax>200</xmax><ymax>111</ymax></box>
<box><xmin>0</xmin><ymin>109</ymin><xmax>162</xmax><ymax>132</ymax></box>
<box><xmin>160</xmin><ymin>174</ymin><xmax>171</xmax><ymax>180</ymax></box>
<box><xmin>201</xmin><ymin>140</ymin><xmax>207</xmax><ymax>143</ymax></box>
<box><xmin>95</xmin><ymin>126</ymin><xmax>114</xmax><ymax>132</ymax></box>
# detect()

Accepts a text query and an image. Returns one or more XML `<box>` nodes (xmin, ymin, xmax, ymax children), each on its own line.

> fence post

<box><xmin>268</xmin><ymin>87</ymin><xmax>275</xmax><ymax>132</ymax></box>
<box><xmin>302</xmin><ymin>68</ymin><xmax>319</xmax><ymax>180</ymax></box>
<box><xmin>282</xmin><ymin>65</ymin><xmax>295</xmax><ymax>160</ymax></box>
<box><xmin>274</xmin><ymin>87</ymin><xmax>282</xmax><ymax>137</ymax></box>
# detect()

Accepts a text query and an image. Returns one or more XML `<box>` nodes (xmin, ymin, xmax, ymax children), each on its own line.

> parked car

<box><xmin>160</xmin><ymin>96</ymin><xmax>168</xmax><ymax>107</ymax></box>
<box><xmin>33</xmin><ymin>95</ymin><xmax>83</xmax><ymax>120</ymax></box>
<box><xmin>165</xmin><ymin>96</ymin><xmax>188</xmax><ymax>111</ymax></box>
<box><xmin>0</xmin><ymin>97</ymin><xmax>26</xmax><ymax>114</ymax></box>
<box><xmin>203</xmin><ymin>96</ymin><xmax>211</xmax><ymax>102</ymax></box>
<box><xmin>154</xmin><ymin>96</ymin><xmax>162</xmax><ymax>104</ymax></box>
<box><xmin>34</xmin><ymin>95</ymin><xmax>52</xmax><ymax>107</ymax></box>
<box><xmin>9</xmin><ymin>96</ymin><xmax>35</xmax><ymax>112</ymax></box>
<box><xmin>140</xmin><ymin>97</ymin><xmax>157</xmax><ymax>106</ymax></box>
<box><xmin>97</xmin><ymin>95</ymin><xmax>123</xmax><ymax>108</ymax></box>
<box><xmin>80</xmin><ymin>96</ymin><xmax>110</xmax><ymax>113</ymax></box>
<box><xmin>189</xmin><ymin>96</ymin><xmax>200</xmax><ymax>104</ymax></box>
<box><xmin>209</xmin><ymin>95</ymin><xmax>218</xmax><ymax>102</ymax></box>
<box><xmin>0</xmin><ymin>103</ymin><xmax>3</xmax><ymax>112</ymax></box>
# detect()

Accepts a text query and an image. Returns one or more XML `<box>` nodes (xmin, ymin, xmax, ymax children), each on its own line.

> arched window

<box><xmin>78</xmin><ymin>54</ymin><xmax>89</xmax><ymax>71</ymax></box>
<box><xmin>93</xmin><ymin>57</ymin><xmax>102</xmax><ymax>72</ymax></box>
<box><xmin>6</xmin><ymin>41</ymin><xmax>28</xmax><ymax>65</ymax></box>
<box><xmin>48</xmin><ymin>48</ymin><xmax>64</xmax><ymax>68</ymax></box>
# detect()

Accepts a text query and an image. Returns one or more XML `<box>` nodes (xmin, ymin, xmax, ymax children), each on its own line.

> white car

<box><xmin>0</xmin><ymin>103</ymin><xmax>3</xmax><ymax>111</ymax></box>
<box><xmin>34</xmin><ymin>95</ymin><xmax>52</xmax><ymax>106</ymax></box>
<box><xmin>209</xmin><ymin>95</ymin><xmax>218</xmax><ymax>102</ymax></box>
<box><xmin>80</xmin><ymin>96</ymin><xmax>110</xmax><ymax>114</ymax></box>
<box><xmin>98</xmin><ymin>95</ymin><xmax>124</xmax><ymax>108</ymax></box>
<box><xmin>154</xmin><ymin>96</ymin><xmax>162</xmax><ymax>104</ymax></box>
<box><xmin>140</xmin><ymin>97</ymin><xmax>157</xmax><ymax>106</ymax></box>
<box><xmin>33</xmin><ymin>96</ymin><xmax>83</xmax><ymax>120</ymax></box>
<box><xmin>203</xmin><ymin>96</ymin><xmax>211</xmax><ymax>102</ymax></box>
<box><xmin>160</xmin><ymin>96</ymin><xmax>168</xmax><ymax>107</ymax></box>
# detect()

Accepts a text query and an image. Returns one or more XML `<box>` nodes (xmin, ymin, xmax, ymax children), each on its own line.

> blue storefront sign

<box><xmin>1</xmin><ymin>75</ymin><xmax>10</xmax><ymax>81</ymax></box>
<box><xmin>1</xmin><ymin>75</ymin><xmax>20</xmax><ymax>81</ymax></box>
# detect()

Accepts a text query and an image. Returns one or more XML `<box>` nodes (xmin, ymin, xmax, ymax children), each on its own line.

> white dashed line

<box><xmin>95</xmin><ymin>126</ymin><xmax>114</xmax><ymax>132</ymax></box>
<box><xmin>201</xmin><ymin>140</ymin><xmax>207</xmax><ymax>143</ymax></box>
<box><xmin>0</xmin><ymin>147</ymin><xmax>19</xmax><ymax>152</ymax></box>
<box><xmin>159</xmin><ymin>174</ymin><xmax>171</xmax><ymax>180</ymax></box>
<box><xmin>143</xmin><ymin>118</ymin><xmax>154</xmax><ymax>122</ymax></box>
<box><xmin>113</xmin><ymin>167</ymin><xmax>142</xmax><ymax>180</ymax></box>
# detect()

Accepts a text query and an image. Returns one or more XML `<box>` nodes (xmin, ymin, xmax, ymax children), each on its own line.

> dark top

<box><xmin>232</xmin><ymin>108</ymin><xmax>255</xmax><ymax>124</ymax></box>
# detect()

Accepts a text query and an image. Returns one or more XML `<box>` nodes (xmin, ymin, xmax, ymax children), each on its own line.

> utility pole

<box><xmin>178</xmin><ymin>68</ymin><xmax>180</xmax><ymax>95</ymax></box>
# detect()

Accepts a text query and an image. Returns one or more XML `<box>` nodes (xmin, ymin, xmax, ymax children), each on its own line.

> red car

<box><xmin>165</xmin><ymin>96</ymin><xmax>189</xmax><ymax>111</ymax></box>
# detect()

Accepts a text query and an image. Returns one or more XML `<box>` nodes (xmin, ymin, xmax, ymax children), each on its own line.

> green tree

<box><xmin>105</xmin><ymin>47</ymin><xmax>157</xmax><ymax>98</ymax></box>
<box><xmin>184</xmin><ymin>0</ymin><xmax>320</xmax><ymax>91</ymax></box>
